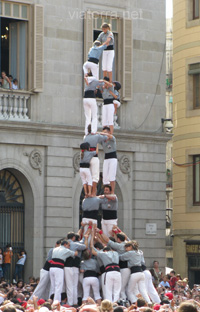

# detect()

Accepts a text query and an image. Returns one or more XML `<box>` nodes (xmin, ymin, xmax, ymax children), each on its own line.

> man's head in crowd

<box><xmin>170</xmin><ymin>270</ymin><xmax>176</xmax><ymax>277</ymax></box>
<box><xmin>55</xmin><ymin>240</ymin><xmax>61</xmax><ymax>247</ymax></box>
<box><xmin>163</xmin><ymin>275</ymin><xmax>169</xmax><ymax>283</ymax></box>
<box><xmin>67</xmin><ymin>232</ymin><xmax>76</xmax><ymax>241</ymax></box>
<box><xmin>103</xmin><ymin>126</ymin><xmax>111</xmax><ymax>134</ymax></box>
<box><xmin>103</xmin><ymin>246</ymin><xmax>111</xmax><ymax>253</ymax></box>
<box><xmin>153</xmin><ymin>260</ymin><xmax>159</xmax><ymax>268</ymax></box>
<box><xmin>178</xmin><ymin>302</ymin><xmax>198</xmax><ymax>312</ymax></box>
<box><xmin>104</xmin><ymin>184</ymin><xmax>112</xmax><ymax>195</ymax></box>
<box><xmin>137</xmin><ymin>298</ymin><xmax>147</xmax><ymax>307</ymax></box>
<box><xmin>116</xmin><ymin>233</ymin><xmax>125</xmax><ymax>243</ymax></box>
<box><xmin>94</xmin><ymin>242</ymin><xmax>104</xmax><ymax>250</ymax></box>
<box><xmin>61</xmin><ymin>240</ymin><xmax>70</xmax><ymax>248</ymax></box>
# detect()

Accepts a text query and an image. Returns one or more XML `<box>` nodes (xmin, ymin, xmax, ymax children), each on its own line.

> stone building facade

<box><xmin>0</xmin><ymin>0</ymin><xmax>168</xmax><ymax>279</ymax></box>
<box><xmin>173</xmin><ymin>0</ymin><xmax>200</xmax><ymax>286</ymax></box>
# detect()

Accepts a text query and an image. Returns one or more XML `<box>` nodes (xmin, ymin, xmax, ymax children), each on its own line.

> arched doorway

<box><xmin>0</xmin><ymin>169</ymin><xmax>24</xmax><ymax>282</ymax></box>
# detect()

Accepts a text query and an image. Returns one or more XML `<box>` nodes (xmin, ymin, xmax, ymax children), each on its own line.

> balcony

<box><xmin>0</xmin><ymin>89</ymin><xmax>31</xmax><ymax>121</ymax></box>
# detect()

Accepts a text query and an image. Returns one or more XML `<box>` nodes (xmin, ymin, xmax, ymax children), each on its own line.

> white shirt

<box><xmin>17</xmin><ymin>254</ymin><xmax>26</xmax><ymax>265</ymax></box>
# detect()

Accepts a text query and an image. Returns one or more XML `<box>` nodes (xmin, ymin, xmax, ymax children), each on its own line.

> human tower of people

<box><xmin>28</xmin><ymin>22</ymin><xmax>162</xmax><ymax>307</ymax></box>
<box><xmin>1</xmin><ymin>21</ymin><xmax>199</xmax><ymax>312</ymax></box>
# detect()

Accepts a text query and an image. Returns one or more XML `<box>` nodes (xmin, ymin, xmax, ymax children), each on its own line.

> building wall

<box><xmin>0</xmin><ymin>0</ymin><xmax>168</xmax><ymax>278</ymax></box>
<box><xmin>173</xmin><ymin>0</ymin><xmax>200</xmax><ymax>279</ymax></box>
<box><xmin>165</xmin><ymin>18</ymin><xmax>173</xmax><ymax>267</ymax></box>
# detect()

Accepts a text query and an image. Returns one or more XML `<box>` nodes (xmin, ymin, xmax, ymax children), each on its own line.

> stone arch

<box><xmin>0</xmin><ymin>158</ymin><xmax>44</xmax><ymax>279</ymax></box>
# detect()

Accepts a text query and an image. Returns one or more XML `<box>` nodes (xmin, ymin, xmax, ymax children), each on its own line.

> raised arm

<box><xmin>103</xmin><ymin>79</ymin><xmax>113</xmax><ymax>88</ymax></box>
<box><xmin>96</xmin><ymin>229</ymin><xmax>109</xmax><ymax>243</ymax></box>
<box><xmin>109</xmin><ymin>90</ymin><xmax>118</xmax><ymax>99</ymax></box>
<box><xmin>90</xmin><ymin>226</ymin><xmax>98</xmax><ymax>256</ymax></box>
<box><xmin>119</xmin><ymin>251</ymin><xmax>130</xmax><ymax>261</ymax></box>
<box><xmin>84</xmin><ymin>77</ymin><xmax>89</xmax><ymax>85</ymax></box>
<box><xmin>99</xmin><ymin>132</ymin><xmax>113</xmax><ymax>140</ymax></box>
<box><xmin>103</xmin><ymin>37</ymin><xmax>111</xmax><ymax>46</ymax></box>
<box><xmin>104</xmin><ymin>194</ymin><xmax>117</xmax><ymax>201</ymax></box>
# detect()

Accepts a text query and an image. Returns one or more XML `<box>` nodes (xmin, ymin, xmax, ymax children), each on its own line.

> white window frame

<box><xmin>0</xmin><ymin>1</ymin><xmax>44</xmax><ymax>92</ymax></box>
<box><xmin>84</xmin><ymin>11</ymin><xmax>133</xmax><ymax>101</ymax></box>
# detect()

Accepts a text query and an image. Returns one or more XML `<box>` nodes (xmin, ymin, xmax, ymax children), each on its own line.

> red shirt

<box><xmin>169</xmin><ymin>276</ymin><xmax>178</xmax><ymax>290</ymax></box>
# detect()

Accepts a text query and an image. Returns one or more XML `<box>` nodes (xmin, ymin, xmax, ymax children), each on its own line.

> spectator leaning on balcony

<box><xmin>1</xmin><ymin>71</ymin><xmax>12</xmax><ymax>89</ymax></box>
<box><xmin>12</xmin><ymin>79</ymin><xmax>19</xmax><ymax>90</ymax></box>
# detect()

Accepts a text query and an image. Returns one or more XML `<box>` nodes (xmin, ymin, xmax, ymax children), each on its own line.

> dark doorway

<box><xmin>0</xmin><ymin>169</ymin><xmax>24</xmax><ymax>282</ymax></box>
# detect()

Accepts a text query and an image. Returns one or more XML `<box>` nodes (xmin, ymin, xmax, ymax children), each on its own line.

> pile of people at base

<box><xmin>1</xmin><ymin>223</ymin><xmax>200</xmax><ymax>312</ymax></box>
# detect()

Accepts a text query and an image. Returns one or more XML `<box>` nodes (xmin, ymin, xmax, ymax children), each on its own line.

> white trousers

<box><xmin>83</xmin><ymin>98</ymin><xmax>97</xmax><ymax>135</ymax></box>
<box><xmin>101</xmin><ymin>219</ymin><xmax>118</xmax><ymax>237</ymax></box>
<box><xmin>103</xmin><ymin>158</ymin><xmax>117</xmax><ymax>185</ymax></box>
<box><xmin>127</xmin><ymin>272</ymin><xmax>151</xmax><ymax>304</ymax></box>
<box><xmin>30</xmin><ymin>269</ymin><xmax>50</xmax><ymax>300</ymax></box>
<box><xmin>102</xmin><ymin>104</ymin><xmax>114</xmax><ymax>127</ymax></box>
<box><xmin>83</xmin><ymin>61</ymin><xmax>99</xmax><ymax>79</ymax></box>
<box><xmin>104</xmin><ymin>271</ymin><xmax>121</xmax><ymax>302</ymax></box>
<box><xmin>101</xmin><ymin>273</ymin><xmax>106</xmax><ymax>299</ymax></box>
<box><xmin>82</xmin><ymin>218</ymin><xmax>97</xmax><ymax>233</ymax></box>
<box><xmin>113</xmin><ymin>99</ymin><xmax>121</xmax><ymax>108</ymax></box>
<box><xmin>64</xmin><ymin>267</ymin><xmax>79</xmax><ymax>306</ymax></box>
<box><xmin>102</xmin><ymin>50</ymin><xmax>115</xmax><ymax>72</ymax></box>
<box><xmin>49</xmin><ymin>267</ymin><xmax>64</xmax><ymax>303</ymax></box>
<box><xmin>80</xmin><ymin>168</ymin><xmax>93</xmax><ymax>186</ymax></box>
<box><xmin>82</xmin><ymin>277</ymin><xmax>101</xmax><ymax>301</ymax></box>
<box><xmin>90</xmin><ymin>157</ymin><xmax>99</xmax><ymax>183</ymax></box>
<box><xmin>82</xmin><ymin>218</ymin><xmax>97</xmax><ymax>246</ymax></box>
<box><xmin>78</xmin><ymin>272</ymin><xmax>83</xmax><ymax>298</ymax></box>
<box><xmin>120</xmin><ymin>268</ymin><xmax>131</xmax><ymax>300</ymax></box>
<box><xmin>144</xmin><ymin>270</ymin><xmax>160</xmax><ymax>303</ymax></box>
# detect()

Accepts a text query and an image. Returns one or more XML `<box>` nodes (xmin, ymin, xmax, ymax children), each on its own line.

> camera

<box><xmin>117</xmin><ymin>299</ymin><xmax>130</xmax><ymax>307</ymax></box>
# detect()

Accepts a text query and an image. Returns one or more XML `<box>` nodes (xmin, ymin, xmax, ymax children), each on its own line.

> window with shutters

<box><xmin>193</xmin><ymin>155</ymin><xmax>200</xmax><ymax>205</ymax></box>
<box><xmin>188</xmin><ymin>63</ymin><xmax>200</xmax><ymax>109</ymax></box>
<box><xmin>193</xmin><ymin>0</ymin><xmax>200</xmax><ymax>19</ymax></box>
<box><xmin>187</xmin><ymin>0</ymin><xmax>200</xmax><ymax>27</ymax></box>
<box><xmin>84</xmin><ymin>12</ymin><xmax>133</xmax><ymax>101</ymax></box>
<box><xmin>0</xmin><ymin>1</ymin><xmax>44</xmax><ymax>92</ymax></box>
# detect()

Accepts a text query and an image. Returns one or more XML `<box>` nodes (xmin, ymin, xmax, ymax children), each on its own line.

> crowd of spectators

<box><xmin>0</xmin><ymin>280</ymin><xmax>200</xmax><ymax>312</ymax></box>
<box><xmin>1</xmin><ymin>224</ymin><xmax>200</xmax><ymax>312</ymax></box>
<box><xmin>0</xmin><ymin>71</ymin><xmax>19</xmax><ymax>90</ymax></box>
